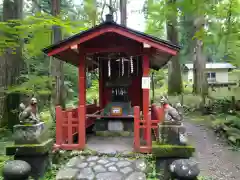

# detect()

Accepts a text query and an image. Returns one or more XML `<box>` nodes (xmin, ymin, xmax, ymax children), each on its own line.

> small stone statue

<box><xmin>159</xmin><ymin>95</ymin><xmax>187</xmax><ymax>145</ymax></box>
<box><xmin>19</xmin><ymin>97</ymin><xmax>40</xmax><ymax>124</ymax></box>
<box><xmin>160</xmin><ymin>96</ymin><xmax>182</xmax><ymax>122</ymax></box>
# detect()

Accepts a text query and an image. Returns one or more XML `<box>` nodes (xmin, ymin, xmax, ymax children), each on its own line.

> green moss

<box><xmin>96</xmin><ymin>131</ymin><xmax>131</xmax><ymax>137</ymax></box>
<box><xmin>0</xmin><ymin>155</ymin><xmax>13</xmax><ymax>172</ymax></box>
<box><xmin>22</xmin><ymin>124</ymin><xmax>33</xmax><ymax>126</ymax></box>
<box><xmin>81</xmin><ymin>148</ymin><xmax>98</xmax><ymax>156</ymax></box>
<box><xmin>152</xmin><ymin>141</ymin><xmax>195</xmax><ymax>158</ymax></box>
<box><xmin>6</xmin><ymin>139</ymin><xmax>54</xmax><ymax>156</ymax></box>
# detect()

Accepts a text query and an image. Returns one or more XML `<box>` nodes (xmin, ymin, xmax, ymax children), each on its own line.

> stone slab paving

<box><xmin>86</xmin><ymin>136</ymin><xmax>133</xmax><ymax>154</ymax></box>
<box><xmin>56</xmin><ymin>155</ymin><xmax>148</xmax><ymax>180</ymax></box>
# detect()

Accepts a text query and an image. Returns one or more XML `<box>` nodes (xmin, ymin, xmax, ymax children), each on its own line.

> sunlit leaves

<box><xmin>6</xmin><ymin>75</ymin><xmax>52</xmax><ymax>96</ymax></box>
<box><xmin>0</xmin><ymin>12</ymin><xmax>87</xmax><ymax>57</ymax></box>
<box><xmin>144</xmin><ymin>0</ymin><xmax>165</xmax><ymax>37</ymax></box>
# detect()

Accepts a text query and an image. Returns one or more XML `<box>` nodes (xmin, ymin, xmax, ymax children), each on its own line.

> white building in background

<box><xmin>183</xmin><ymin>63</ymin><xmax>236</xmax><ymax>84</ymax></box>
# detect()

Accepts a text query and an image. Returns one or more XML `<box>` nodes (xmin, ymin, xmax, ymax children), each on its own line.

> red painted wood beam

<box><xmin>47</xmin><ymin>27</ymin><xmax>178</xmax><ymax>57</ymax></box>
<box><xmin>134</xmin><ymin>106</ymin><xmax>140</xmax><ymax>151</ymax></box>
<box><xmin>55</xmin><ymin>106</ymin><xmax>63</xmax><ymax>145</ymax></box>
<box><xmin>78</xmin><ymin>52</ymin><xmax>86</xmax><ymax>149</ymax></box>
<box><xmin>99</xmin><ymin>60</ymin><xmax>103</xmax><ymax>110</ymax></box>
<box><xmin>83</xmin><ymin>46</ymin><xmax>141</xmax><ymax>54</ymax></box>
<box><xmin>142</xmin><ymin>52</ymin><xmax>151</xmax><ymax>148</ymax></box>
<box><xmin>112</xmin><ymin>28</ymin><xmax>177</xmax><ymax>55</ymax></box>
<box><xmin>67</xmin><ymin>112</ymin><xmax>73</xmax><ymax>144</ymax></box>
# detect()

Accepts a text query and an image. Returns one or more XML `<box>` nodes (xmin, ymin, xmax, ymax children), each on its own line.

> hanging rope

<box><xmin>97</xmin><ymin>57</ymin><xmax>99</xmax><ymax>74</ymax></box>
<box><xmin>130</xmin><ymin>56</ymin><xmax>133</xmax><ymax>74</ymax></box>
<box><xmin>121</xmin><ymin>58</ymin><xmax>124</xmax><ymax>76</ymax></box>
<box><xmin>108</xmin><ymin>58</ymin><xmax>111</xmax><ymax>77</ymax></box>
<box><xmin>136</xmin><ymin>56</ymin><xmax>139</xmax><ymax>75</ymax></box>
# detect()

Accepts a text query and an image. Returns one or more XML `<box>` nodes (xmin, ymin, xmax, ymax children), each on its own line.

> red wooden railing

<box><xmin>151</xmin><ymin>104</ymin><xmax>164</xmax><ymax>141</ymax></box>
<box><xmin>134</xmin><ymin>104</ymin><xmax>164</xmax><ymax>153</ymax></box>
<box><xmin>54</xmin><ymin>102</ymin><xmax>99</xmax><ymax>150</ymax></box>
<box><xmin>54</xmin><ymin>101</ymin><xmax>164</xmax><ymax>152</ymax></box>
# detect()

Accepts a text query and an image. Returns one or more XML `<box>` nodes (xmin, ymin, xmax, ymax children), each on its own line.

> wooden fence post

<box><xmin>134</xmin><ymin>106</ymin><xmax>140</xmax><ymax>151</ymax></box>
<box><xmin>55</xmin><ymin>106</ymin><xmax>63</xmax><ymax>146</ymax></box>
<box><xmin>67</xmin><ymin>112</ymin><xmax>73</xmax><ymax>144</ymax></box>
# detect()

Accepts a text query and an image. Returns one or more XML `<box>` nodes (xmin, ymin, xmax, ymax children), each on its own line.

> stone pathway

<box><xmin>56</xmin><ymin>155</ymin><xmax>148</xmax><ymax>180</ymax></box>
<box><xmin>185</xmin><ymin>121</ymin><xmax>240</xmax><ymax>180</ymax></box>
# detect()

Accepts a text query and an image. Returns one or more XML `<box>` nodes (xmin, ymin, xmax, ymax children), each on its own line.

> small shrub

<box><xmin>211</xmin><ymin>115</ymin><xmax>240</xmax><ymax>146</ymax></box>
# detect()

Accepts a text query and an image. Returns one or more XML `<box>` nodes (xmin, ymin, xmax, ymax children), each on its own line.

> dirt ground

<box><xmin>185</xmin><ymin>120</ymin><xmax>240</xmax><ymax>180</ymax></box>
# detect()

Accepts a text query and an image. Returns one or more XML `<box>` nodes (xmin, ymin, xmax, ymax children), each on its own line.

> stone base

<box><xmin>158</xmin><ymin>123</ymin><xmax>186</xmax><ymax>145</ymax></box>
<box><xmin>95</xmin><ymin>131</ymin><xmax>133</xmax><ymax>137</ymax></box>
<box><xmin>6</xmin><ymin>139</ymin><xmax>54</xmax><ymax>156</ymax></box>
<box><xmin>94</xmin><ymin>118</ymin><xmax>134</xmax><ymax>132</ymax></box>
<box><xmin>13</xmin><ymin>122</ymin><xmax>49</xmax><ymax>144</ymax></box>
<box><xmin>14</xmin><ymin>153</ymin><xmax>51</xmax><ymax>179</ymax></box>
<box><xmin>152</xmin><ymin>141</ymin><xmax>195</xmax><ymax>158</ymax></box>
<box><xmin>155</xmin><ymin>158</ymin><xmax>172</xmax><ymax>180</ymax></box>
<box><xmin>108</xmin><ymin>120</ymin><xmax>124</xmax><ymax>131</ymax></box>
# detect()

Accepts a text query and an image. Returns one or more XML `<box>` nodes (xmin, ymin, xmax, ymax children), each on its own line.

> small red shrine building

<box><xmin>42</xmin><ymin>14</ymin><xmax>180</xmax><ymax>153</ymax></box>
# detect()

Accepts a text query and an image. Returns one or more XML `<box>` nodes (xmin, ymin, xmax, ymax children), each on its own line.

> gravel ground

<box><xmin>185</xmin><ymin>121</ymin><xmax>240</xmax><ymax>180</ymax></box>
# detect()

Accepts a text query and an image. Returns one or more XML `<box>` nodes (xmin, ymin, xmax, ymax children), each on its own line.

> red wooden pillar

<box><xmin>55</xmin><ymin>106</ymin><xmax>63</xmax><ymax>146</ymax></box>
<box><xmin>78</xmin><ymin>52</ymin><xmax>86</xmax><ymax>149</ymax></box>
<box><xmin>99</xmin><ymin>60</ymin><xmax>103</xmax><ymax>110</ymax></box>
<box><xmin>134</xmin><ymin>106</ymin><xmax>140</xmax><ymax>151</ymax></box>
<box><xmin>142</xmin><ymin>52</ymin><xmax>151</xmax><ymax>148</ymax></box>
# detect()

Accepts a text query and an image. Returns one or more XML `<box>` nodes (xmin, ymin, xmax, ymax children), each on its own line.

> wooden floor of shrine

<box><xmin>86</xmin><ymin>134</ymin><xmax>134</xmax><ymax>154</ymax></box>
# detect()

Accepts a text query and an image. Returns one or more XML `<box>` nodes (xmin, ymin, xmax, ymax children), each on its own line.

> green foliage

<box><xmin>0</xmin><ymin>155</ymin><xmax>12</xmax><ymax>175</ymax></box>
<box><xmin>21</xmin><ymin>13</ymin><xmax>86</xmax><ymax>55</ymax></box>
<box><xmin>0</xmin><ymin>8</ymin><xmax>90</xmax><ymax>112</ymax></box>
<box><xmin>40</xmin><ymin>110</ymin><xmax>53</xmax><ymax>123</ymax></box>
<box><xmin>87</xmin><ymin>79</ymin><xmax>99</xmax><ymax>103</ymax></box>
<box><xmin>6</xmin><ymin>75</ymin><xmax>52</xmax><ymax>96</ymax></box>
<box><xmin>144</xmin><ymin>0</ymin><xmax>165</xmax><ymax>38</ymax></box>
<box><xmin>212</xmin><ymin>114</ymin><xmax>240</xmax><ymax>146</ymax></box>
<box><xmin>151</xmin><ymin>69</ymin><xmax>166</xmax><ymax>86</ymax></box>
<box><xmin>152</xmin><ymin>141</ymin><xmax>195</xmax><ymax>158</ymax></box>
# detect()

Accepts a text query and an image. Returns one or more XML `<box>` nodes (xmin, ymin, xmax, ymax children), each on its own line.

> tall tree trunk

<box><xmin>0</xmin><ymin>0</ymin><xmax>24</xmax><ymax>129</ymax></box>
<box><xmin>83</xmin><ymin>0</ymin><xmax>97</xmax><ymax>27</ymax></box>
<box><xmin>120</xmin><ymin>0</ymin><xmax>127</xmax><ymax>26</ymax></box>
<box><xmin>192</xmin><ymin>17</ymin><xmax>208</xmax><ymax>97</ymax></box>
<box><xmin>91</xmin><ymin>0</ymin><xmax>97</xmax><ymax>27</ymax></box>
<box><xmin>166</xmin><ymin>0</ymin><xmax>182</xmax><ymax>95</ymax></box>
<box><xmin>32</xmin><ymin>0</ymin><xmax>41</xmax><ymax>13</ymax></box>
<box><xmin>180</xmin><ymin>15</ymin><xmax>195</xmax><ymax>63</ymax></box>
<box><xmin>51</xmin><ymin>0</ymin><xmax>64</xmax><ymax>107</ymax></box>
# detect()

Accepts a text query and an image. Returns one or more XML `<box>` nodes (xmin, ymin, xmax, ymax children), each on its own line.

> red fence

<box><xmin>134</xmin><ymin>104</ymin><xmax>164</xmax><ymax>153</ymax></box>
<box><xmin>54</xmin><ymin>103</ymin><xmax>99</xmax><ymax>150</ymax></box>
<box><xmin>54</xmin><ymin>102</ymin><xmax>164</xmax><ymax>152</ymax></box>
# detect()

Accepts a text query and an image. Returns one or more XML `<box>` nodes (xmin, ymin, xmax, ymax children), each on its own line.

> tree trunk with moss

<box><xmin>120</xmin><ymin>0</ymin><xmax>127</xmax><ymax>26</ymax></box>
<box><xmin>192</xmin><ymin>17</ymin><xmax>208</xmax><ymax>96</ymax></box>
<box><xmin>51</xmin><ymin>0</ymin><xmax>65</xmax><ymax>107</ymax></box>
<box><xmin>1</xmin><ymin>0</ymin><xmax>24</xmax><ymax>129</ymax></box>
<box><xmin>166</xmin><ymin>0</ymin><xmax>183</xmax><ymax>95</ymax></box>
